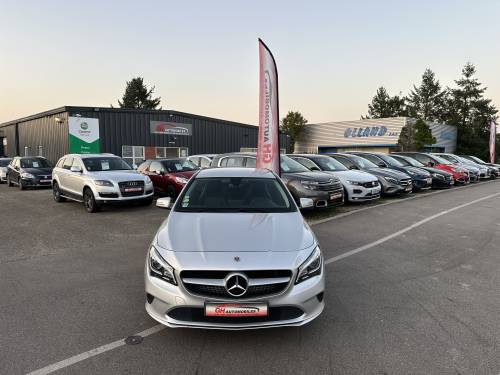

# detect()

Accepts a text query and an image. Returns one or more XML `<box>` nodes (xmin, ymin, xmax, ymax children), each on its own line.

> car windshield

<box><xmin>432</xmin><ymin>155</ymin><xmax>452</xmax><ymax>165</ymax></box>
<box><xmin>20</xmin><ymin>158</ymin><xmax>51</xmax><ymax>168</ymax></box>
<box><xmin>378</xmin><ymin>154</ymin><xmax>404</xmax><ymax>167</ymax></box>
<box><xmin>348</xmin><ymin>154</ymin><xmax>378</xmax><ymax>169</ymax></box>
<box><xmin>394</xmin><ymin>155</ymin><xmax>424</xmax><ymax>168</ymax></box>
<box><xmin>176</xmin><ymin>177</ymin><xmax>295</xmax><ymax>213</ymax></box>
<box><xmin>469</xmin><ymin>156</ymin><xmax>484</xmax><ymax>163</ymax></box>
<box><xmin>162</xmin><ymin>158</ymin><xmax>199</xmax><ymax>173</ymax></box>
<box><xmin>314</xmin><ymin>157</ymin><xmax>348</xmax><ymax>171</ymax></box>
<box><xmin>280</xmin><ymin>155</ymin><xmax>310</xmax><ymax>173</ymax></box>
<box><xmin>83</xmin><ymin>157</ymin><xmax>131</xmax><ymax>171</ymax></box>
<box><xmin>0</xmin><ymin>159</ymin><xmax>12</xmax><ymax>167</ymax></box>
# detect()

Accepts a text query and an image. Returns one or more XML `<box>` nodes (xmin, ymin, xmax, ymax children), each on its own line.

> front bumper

<box><xmin>21</xmin><ymin>177</ymin><xmax>52</xmax><ymax>188</ymax></box>
<box><xmin>345</xmin><ymin>184</ymin><xmax>381</xmax><ymax>202</ymax></box>
<box><xmin>94</xmin><ymin>183</ymin><xmax>154</xmax><ymax>202</ymax></box>
<box><xmin>412</xmin><ymin>176</ymin><xmax>433</xmax><ymax>191</ymax></box>
<box><xmin>145</xmin><ymin>264</ymin><xmax>325</xmax><ymax>330</ymax></box>
<box><xmin>297</xmin><ymin>188</ymin><xmax>344</xmax><ymax>209</ymax></box>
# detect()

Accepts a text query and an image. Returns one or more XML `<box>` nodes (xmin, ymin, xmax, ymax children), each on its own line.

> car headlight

<box><xmin>148</xmin><ymin>246</ymin><xmax>177</xmax><ymax>285</ymax></box>
<box><xmin>21</xmin><ymin>172</ymin><xmax>35</xmax><ymax>179</ymax></box>
<box><xmin>144</xmin><ymin>176</ymin><xmax>152</xmax><ymax>184</ymax></box>
<box><xmin>383</xmin><ymin>176</ymin><xmax>397</xmax><ymax>184</ymax></box>
<box><xmin>346</xmin><ymin>180</ymin><xmax>361</xmax><ymax>185</ymax></box>
<box><xmin>94</xmin><ymin>180</ymin><xmax>114</xmax><ymax>187</ymax></box>
<box><xmin>296</xmin><ymin>246</ymin><xmax>322</xmax><ymax>284</ymax></box>
<box><xmin>175</xmin><ymin>176</ymin><xmax>189</xmax><ymax>185</ymax></box>
<box><xmin>300</xmin><ymin>180</ymin><xmax>320</xmax><ymax>190</ymax></box>
<box><xmin>431</xmin><ymin>173</ymin><xmax>444</xmax><ymax>179</ymax></box>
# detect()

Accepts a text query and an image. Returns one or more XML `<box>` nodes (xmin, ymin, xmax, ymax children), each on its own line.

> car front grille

<box><xmin>118</xmin><ymin>180</ymin><xmax>145</xmax><ymax>197</ymax></box>
<box><xmin>316</xmin><ymin>180</ymin><xmax>342</xmax><ymax>191</ymax></box>
<box><xmin>399</xmin><ymin>179</ymin><xmax>412</xmax><ymax>186</ymax></box>
<box><xmin>361</xmin><ymin>181</ymin><xmax>379</xmax><ymax>188</ymax></box>
<box><xmin>180</xmin><ymin>270</ymin><xmax>292</xmax><ymax>300</ymax></box>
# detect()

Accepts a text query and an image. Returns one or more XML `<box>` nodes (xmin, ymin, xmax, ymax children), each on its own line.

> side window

<box><xmin>189</xmin><ymin>157</ymin><xmax>200</xmax><ymax>167</ymax></box>
<box><xmin>294</xmin><ymin>157</ymin><xmax>317</xmax><ymax>170</ymax></box>
<box><xmin>200</xmin><ymin>158</ymin><xmax>211</xmax><ymax>168</ymax></box>
<box><xmin>72</xmin><ymin>158</ymin><xmax>83</xmax><ymax>169</ymax></box>
<box><xmin>56</xmin><ymin>158</ymin><xmax>65</xmax><ymax>168</ymax></box>
<box><xmin>137</xmin><ymin>160</ymin><xmax>151</xmax><ymax>173</ymax></box>
<box><xmin>226</xmin><ymin>157</ymin><xmax>244</xmax><ymax>167</ymax></box>
<box><xmin>219</xmin><ymin>158</ymin><xmax>228</xmax><ymax>167</ymax></box>
<box><xmin>336</xmin><ymin>156</ymin><xmax>355</xmax><ymax>169</ymax></box>
<box><xmin>63</xmin><ymin>157</ymin><xmax>74</xmax><ymax>170</ymax></box>
<box><xmin>150</xmin><ymin>161</ymin><xmax>164</xmax><ymax>174</ymax></box>
<box><xmin>414</xmin><ymin>154</ymin><xmax>430</xmax><ymax>164</ymax></box>
<box><xmin>245</xmin><ymin>157</ymin><xmax>256</xmax><ymax>168</ymax></box>
<box><xmin>362</xmin><ymin>154</ymin><xmax>384</xmax><ymax>165</ymax></box>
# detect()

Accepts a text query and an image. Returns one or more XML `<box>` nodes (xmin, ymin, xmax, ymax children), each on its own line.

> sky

<box><xmin>1</xmin><ymin>0</ymin><xmax>500</xmax><ymax>125</ymax></box>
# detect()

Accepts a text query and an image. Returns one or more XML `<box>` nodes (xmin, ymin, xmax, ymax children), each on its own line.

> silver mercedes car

<box><xmin>145</xmin><ymin>167</ymin><xmax>325</xmax><ymax>329</ymax></box>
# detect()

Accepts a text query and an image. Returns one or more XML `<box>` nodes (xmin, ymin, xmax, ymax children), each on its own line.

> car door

<box><xmin>58</xmin><ymin>157</ymin><xmax>74</xmax><ymax>192</ymax></box>
<box><xmin>66</xmin><ymin>158</ymin><xmax>85</xmax><ymax>196</ymax></box>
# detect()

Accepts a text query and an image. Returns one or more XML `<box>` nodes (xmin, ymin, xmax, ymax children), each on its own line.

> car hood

<box><xmin>321</xmin><ymin>170</ymin><xmax>377</xmax><ymax>183</ymax></box>
<box><xmin>403</xmin><ymin>166</ymin><xmax>431</xmax><ymax>177</ymax></box>
<box><xmin>421</xmin><ymin>167</ymin><xmax>452</xmax><ymax>176</ymax></box>
<box><xmin>156</xmin><ymin>211</ymin><xmax>315</xmax><ymax>252</ymax></box>
<box><xmin>282</xmin><ymin>171</ymin><xmax>337</xmax><ymax>182</ymax></box>
<box><xmin>23</xmin><ymin>167</ymin><xmax>53</xmax><ymax>175</ymax></box>
<box><xmin>87</xmin><ymin>170</ymin><xmax>147</xmax><ymax>182</ymax></box>
<box><xmin>365</xmin><ymin>167</ymin><xmax>410</xmax><ymax>179</ymax></box>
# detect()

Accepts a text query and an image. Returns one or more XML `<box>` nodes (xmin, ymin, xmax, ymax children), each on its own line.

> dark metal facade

<box><xmin>0</xmin><ymin>106</ymin><xmax>290</xmax><ymax>163</ymax></box>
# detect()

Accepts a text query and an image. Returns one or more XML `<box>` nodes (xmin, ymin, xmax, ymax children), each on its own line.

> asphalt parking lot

<box><xmin>2</xmin><ymin>181</ymin><xmax>500</xmax><ymax>375</ymax></box>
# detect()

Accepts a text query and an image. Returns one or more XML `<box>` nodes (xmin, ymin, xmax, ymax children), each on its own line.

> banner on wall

<box><xmin>68</xmin><ymin>117</ymin><xmax>100</xmax><ymax>154</ymax></box>
<box><xmin>490</xmin><ymin>121</ymin><xmax>496</xmax><ymax>163</ymax></box>
<box><xmin>256</xmin><ymin>38</ymin><xmax>281</xmax><ymax>176</ymax></box>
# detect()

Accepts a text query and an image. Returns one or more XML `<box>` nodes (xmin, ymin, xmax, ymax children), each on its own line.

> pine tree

<box><xmin>365</xmin><ymin>87</ymin><xmax>407</xmax><ymax>118</ymax></box>
<box><xmin>280</xmin><ymin>111</ymin><xmax>308</xmax><ymax>153</ymax></box>
<box><xmin>117</xmin><ymin>77</ymin><xmax>162</xmax><ymax>109</ymax></box>
<box><xmin>407</xmin><ymin>69</ymin><xmax>447</xmax><ymax>122</ymax></box>
<box><xmin>414</xmin><ymin>119</ymin><xmax>436</xmax><ymax>150</ymax></box>
<box><xmin>445</xmin><ymin>63</ymin><xmax>497</xmax><ymax>158</ymax></box>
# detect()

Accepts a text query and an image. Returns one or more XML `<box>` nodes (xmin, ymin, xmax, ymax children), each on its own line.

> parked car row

<box><xmin>2</xmin><ymin>151</ymin><xmax>497</xmax><ymax>214</ymax></box>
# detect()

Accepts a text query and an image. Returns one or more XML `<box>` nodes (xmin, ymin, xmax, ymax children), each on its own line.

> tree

<box><xmin>406</xmin><ymin>69</ymin><xmax>447</xmax><ymax>122</ymax></box>
<box><xmin>117</xmin><ymin>77</ymin><xmax>161</xmax><ymax>109</ymax></box>
<box><xmin>397</xmin><ymin>122</ymin><xmax>416</xmax><ymax>151</ymax></box>
<box><xmin>414</xmin><ymin>119</ymin><xmax>436</xmax><ymax>150</ymax></box>
<box><xmin>280</xmin><ymin>111</ymin><xmax>307</xmax><ymax>153</ymax></box>
<box><xmin>444</xmin><ymin>63</ymin><xmax>497</xmax><ymax>158</ymax></box>
<box><xmin>365</xmin><ymin>87</ymin><xmax>407</xmax><ymax>119</ymax></box>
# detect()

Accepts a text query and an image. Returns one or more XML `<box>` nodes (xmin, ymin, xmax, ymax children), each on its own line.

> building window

<box><xmin>122</xmin><ymin>145</ymin><xmax>144</xmax><ymax>167</ymax></box>
<box><xmin>155</xmin><ymin>147</ymin><xmax>189</xmax><ymax>158</ymax></box>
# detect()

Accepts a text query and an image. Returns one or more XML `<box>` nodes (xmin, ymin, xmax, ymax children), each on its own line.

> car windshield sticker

<box><xmin>182</xmin><ymin>195</ymin><xmax>190</xmax><ymax>207</ymax></box>
<box><xmin>175</xmin><ymin>163</ymin><xmax>182</xmax><ymax>171</ymax></box>
<box><xmin>32</xmin><ymin>161</ymin><xmax>40</xmax><ymax>168</ymax></box>
<box><xmin>102</xmin><ymin>161</ymin><xmax>110</xmax><ymax>170</ymax></box>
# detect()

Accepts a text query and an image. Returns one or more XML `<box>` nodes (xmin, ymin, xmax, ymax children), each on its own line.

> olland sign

<box><xmin>68</xmin><ymin>117</ymin><xmax>100</xmax><ymax>153</ymax></box>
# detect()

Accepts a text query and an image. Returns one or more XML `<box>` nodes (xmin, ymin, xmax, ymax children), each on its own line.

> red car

<box><xmin>393</xmin><ymin>152</ymin><xmax>469</xmax><ymax>184</ymax></box>
<box><xmin>138</xmin><ymin>158</ymin><xmax>199</xmax><ymax>198</ymax></box>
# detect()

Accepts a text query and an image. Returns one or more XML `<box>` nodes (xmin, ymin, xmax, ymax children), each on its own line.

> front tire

<box><xmin>7</xmin><ymin>175</ymin><xmax>13</xmax><ymax>187</ymax></box>
<box><xmin>83</xmin><ymin>188</ymin><xmax>101</xmax><ymax>213</ymax></box>
<box><xmin>166</xmin><ymin>185</ymin><xmax>177</xmax><ymax>199</ymax></box>
<box><xmin>53</xmin><ymin>182</ymin><xmax>66</xmax><ymax>203</ymax></box>
<box><xmin>18</xmin><ymin>178</ymin><xmax>26</xmax><ymax>190</ymax></box>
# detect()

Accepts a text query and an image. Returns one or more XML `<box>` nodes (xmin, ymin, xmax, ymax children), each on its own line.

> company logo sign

<box><xmin>150</xmin><ymin>121</ymin><xmax>192</xmax><ymax>136</ymax></box>
<box><xmin>80</xmin><ymin>122</ymin><xmax>89</xmax><ymax>130</ymax></box>
<box><xmin>224</xmin><ymin>272</ymin><xmax>249</xmax><ymax>297</ymax></box>
<box><xmin>344</xmin><ymin>126</ymin><xmax>398</xmax><ymax>138</ymax></box>
<box><xmin>68</xmin><ymin>117</ymin><xmax>100</xmax><ymax>154</ymax></box>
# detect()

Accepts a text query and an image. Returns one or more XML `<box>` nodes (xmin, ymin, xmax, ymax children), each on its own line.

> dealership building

<box><xmin>0</xmin><ymin>106</ymin><xmax>289</xmax><ymax>164</ymax></box>
<box><xmin>294</xmin><ymin>117</ymin><xmax>457</xmax><ymax>154</ymax></box>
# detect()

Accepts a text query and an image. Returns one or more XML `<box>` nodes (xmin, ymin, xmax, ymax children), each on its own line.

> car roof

<box><xmin>16</xmin><ymin>156</ymin><xmax>48</xmax><ymax>159</ymax></box>
<box><xmin>190</xmin><ymin>154</ymin><xmax>216</xmax><ymax>158</ymax></box>
<box><xmin>196</xmin><ymin>167</ymin><xmax>276</xmax><ymax>179</ymax></box>
<box><xmin>291</xmin><ymin>154</ymin><xmax>328</xmax><ymax>159</ymax></box>
<box><xmin>65</xmin><ymin>153</ymin><xmax>116</xmax><ymax>159</ymax></box>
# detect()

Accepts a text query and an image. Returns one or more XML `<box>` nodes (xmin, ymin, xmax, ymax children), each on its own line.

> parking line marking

<box><xmin>25</xmin><ymin>189</ymin><xmax>500</xmax><ymax>375</ymax></box>
<box><xmin>324</xmin><ymin>191</ymin><xmax>500</xmax><ymax>265</ymax></box>
<box><xmin>26</xmin><ymin>325</ymin><xmax>165</xmax><ymax>375</ymax></box>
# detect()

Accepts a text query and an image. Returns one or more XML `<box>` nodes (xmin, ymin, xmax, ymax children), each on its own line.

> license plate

<box><xmin>205</xmin><ymin>302</ymin><xmax>268</xmax><ymax>317</ymax></box>
<box><xmin>125</xmin><ymin>187</ymin><xmax>142</xmax><ymax>192</ymax></box>
<box><xmin>426</xmin><ymin>178</ymin><xmax>432</xmax><ymax>184</ymax></box>
<box><xmin>329</xmin><ymin>193</ymin><xmax>342</xmax><ymax>200</ymax></box>
<box><xmin>40</xmin><ymin>179</ymin><xmax>51</xmax><ymax>183</ymax></box>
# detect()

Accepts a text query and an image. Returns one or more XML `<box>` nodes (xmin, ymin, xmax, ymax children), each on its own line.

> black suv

<box><xmin>211</xmin><ymin>153</ymin><xmax>344</xmax><ymax>208</ymax></box>
<box><xmin>6</xmin><ymin>156</ymin><xmax>53</xmax><ymax>190</ymax></box>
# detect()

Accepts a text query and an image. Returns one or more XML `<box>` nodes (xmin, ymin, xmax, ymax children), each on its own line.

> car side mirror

<box><xmin>70</xmin><ymin>165</ymin><xmax>82</xmax><ymax>173</ymax></box>
<box><xmin>310</xmin><ymin>166</ymin><xmax>321</xmax><ymax>171</ymax></box>
<box><xmin>348</xmin><ymin>165</ymin><xmax>359</xmax><ymax>170</ymax></box>
<box><xmin>156</xmin><ymin>197</ymin><xmax>172</xmax><ymax>209</ymax></box>
<box><xmin>299</xmin><ymin>198</ymin><xmax>314</xmax><ymax>209</ymax></box>
<box><xmin>160</xmin><ymin>170</ymin><xmax>165</xmax><ymax>176</ymax></box>
<box><xmin>378</xmin><ymin>162</ymin><xmax>386</xmax><ymax>168</ymax></box>
<box><xmin>132</xmin><ymin>164</ymin><xmax>138</xmax><ymax>170</ymax></box>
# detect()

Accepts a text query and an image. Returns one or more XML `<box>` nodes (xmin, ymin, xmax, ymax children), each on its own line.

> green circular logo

<box><xmin>80</xmin><ymin>122</ymin><xmax>89</xmax><ymax>130</ymax></box>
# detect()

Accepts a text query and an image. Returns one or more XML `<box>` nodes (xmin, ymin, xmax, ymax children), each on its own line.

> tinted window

<box><xmin>162</xmin><ymin>158</ymin><xmax>199</xmax><ymax>172</ymax></box>
<box><xmin>348</xmin><ymin>154</ymin><xmax>379</xmax><ymax>169</ymax></box>
<box><xmin>293</xmin><ymin>157</ymin><xmax>318</xmax><ymax>170</ymax></box>
<box><xmin>176</xmin><ymin>177</ymin><xmax>295</xmax><ymax>213</ymax></box>
<box><xmin>0</xmin><ymin>159</ymin><xmax>11</xmax><ymax>167</ymax></box>
<box><xmin>358</xmin><ymin>154</ymin><xmax>385</xmax><ymax>166</ymax></box>
<box><xmin>280</xmin><ymin>155</ymin><xmax>310</xmax><ymax>173</ymax></box>
<box><xmin>83</xmin><ymin>157</ymin><xmax>131</xmax><ymax>171</ymax></box>
<box><xmin>330</xmin><ymin>155</ymin><xmax>356</xmax><ymax>169</ymax></box>
<box><xmin>413</xmin><ymin>154</ymin><xmax>432</xmax><ymax>165</ymax></box>
<box><xmin>21</xmin><ymin>157</ymin><xmax>51</xmax><ymax>168</ymax></box>
<box><xmin>378</xmin><ymin>154</ymin><xmax>404</xmax><ymax>167</ymax></box>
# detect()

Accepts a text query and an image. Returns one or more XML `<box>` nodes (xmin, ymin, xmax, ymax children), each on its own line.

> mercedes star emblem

<box><xmin>224</xmin><ymin>272</ymin><xmax>249</xmax><ymax>297</ymax></box>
